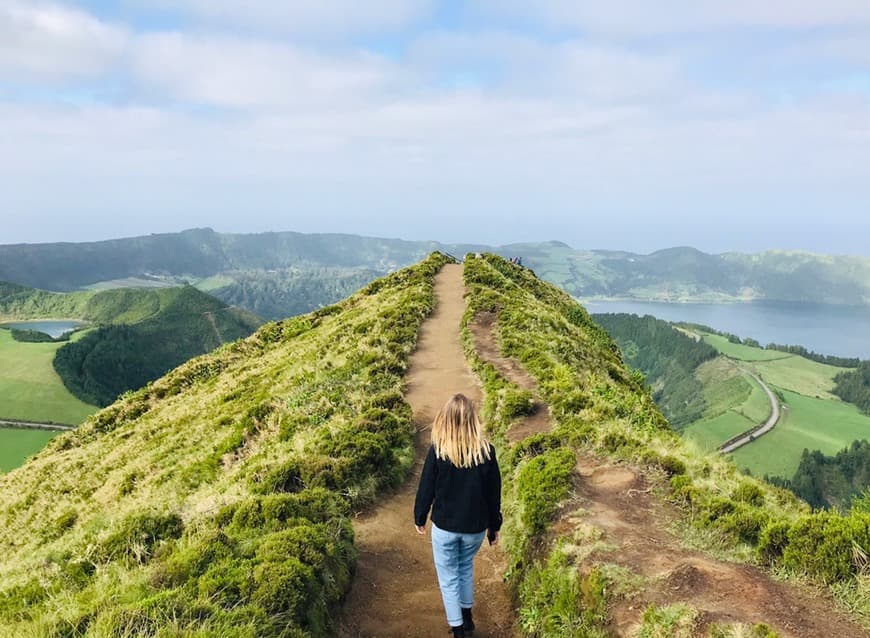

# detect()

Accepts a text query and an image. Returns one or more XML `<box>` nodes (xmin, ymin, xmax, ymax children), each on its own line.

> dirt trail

<box><xmin>336</xmin><ymin>264</ymin><xmax>516</xmax><ymax>638</ymax></box>
<box><xmin>468</xmin><ymin>312</ymin><xmax>869</xmax><ymax>638</ymax></box>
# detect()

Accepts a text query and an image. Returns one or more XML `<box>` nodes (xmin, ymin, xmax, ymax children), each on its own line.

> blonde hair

<box><xmin>431</xmin><ymin>394</ymin><xmax>491</xmax><ymax>468</ymax></box>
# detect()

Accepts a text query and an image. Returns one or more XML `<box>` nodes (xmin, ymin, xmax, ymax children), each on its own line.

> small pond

<box><xmin>0</xmin><ymin>320</ymin><xmax>87</xmax><ymax>339</ymax></box>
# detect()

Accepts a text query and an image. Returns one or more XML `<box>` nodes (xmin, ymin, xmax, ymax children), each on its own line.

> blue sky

<box><xmin>1</xmin><ymin>1</ymin><xmax>869</xmax><ymax>254</ymax></box>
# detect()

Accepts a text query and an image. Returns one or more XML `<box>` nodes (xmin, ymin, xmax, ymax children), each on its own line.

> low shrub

<box><xmin>516</xmin><ymin>447</ymin><xmax>576</xmax><ymax>537</ymax></box>
<box><xmin>518</xmin><ymin>547</ymin><xmax>609</xmax><ymax>638</ymax></box>
<box><xmin>714</xmin><ymin>505</ymin><xmax>769</xmax><ymax>544</ymax></box>
<box><xmin>757</xmin><ymin>520</ymin><xmax>791</xmax><ymax>565</ymax></box>
<box><xmin>95</xmin><ymin>510</ymin><xmax>183</xmax><ymax>565</ymax></box>
<box><xmin>502</xmin><ymin>388</ymin><xmax>537</xmax><ymax>420</ymax></box>
<box><xmin>781</xmin><ymin>512</ymin><xmax>870</xmax><ymax>583</ymax></box>
<box><xmin>732</xmin><ymin>482</ymin><xmax>765</xmax><ymax>507</ymax></box>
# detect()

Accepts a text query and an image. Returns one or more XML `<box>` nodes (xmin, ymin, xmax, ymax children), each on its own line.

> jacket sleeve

<box><xmin>486</xmin><ymin>445</ymin><xmax>503</xmax><ymax>532</ymax></box>
<box><xmin>414</xmin><ymin>446</ymin><xmax>437</xmax><ymax>526</ymax></box>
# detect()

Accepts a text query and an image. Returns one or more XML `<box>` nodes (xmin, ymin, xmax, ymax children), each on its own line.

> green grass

<box><xmin>0</xmin><ymin>428</ymin><xmax>59</xmax><ymax>472</ymax></box>
<box><xmin>0</xmin><ymin>253</ymin><xmax>451</xmax><ymax>637</ymax></box>
<box><xmin>701</xmin><ymin>334</ymin><xmax>788</xmax><ymax>361</ymax></box>
<box><xmin>731</xmin><ymin>389</ymin><xmax>870</xmax><ymax>478</ymax></box>
<box><xmin>687</xmin><ymin>338</ymin><xmax>864</xmax><ymax>473</ymax></box>
<box><xmin>750</xmin><ymin>356</ymin><xmax>844</xmax><ymax>400</ymax></box>
<box><xmin>684</xmin><ymin>357</ymin><xmax>773</xmax><ymax>450</ymax></box>
<box><xmin>0</xmin><ymin>328</ymin><xmax>97</xmax><ymax>424</ymax></box>
<box><xmin>684</xmin><ymin>412</ymin><xmax>755</xmax><ymax>452</ymax></box>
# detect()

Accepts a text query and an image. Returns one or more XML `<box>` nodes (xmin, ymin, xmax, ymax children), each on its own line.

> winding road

<box><xmin>719</xmin><ymin>370</ymin><xmax>781</xmax><ymax>454</ymax></box>
<box><xmin>0</xmin><ymin>419</ymin><xmax>74</xmax><ymax>431</ymax></box>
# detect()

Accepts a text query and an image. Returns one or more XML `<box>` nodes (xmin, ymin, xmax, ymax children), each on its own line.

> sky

<box><xmin>0</xmin><ymin>1</ymin><xmax>869</xmax><ymax>254</ymax></box>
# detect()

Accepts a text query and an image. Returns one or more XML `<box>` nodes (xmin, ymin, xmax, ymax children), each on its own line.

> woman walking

<box><xmin>414</xmin><ymin>393</ymin><xmax>503</xmax><ymax>637</ymax></box>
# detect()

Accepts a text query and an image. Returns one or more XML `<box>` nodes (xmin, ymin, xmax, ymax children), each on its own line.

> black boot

<box><xmin>450</xmin><ymin>625</ymin><xmax>466</xmax><ymax>638</ymax></box>
<box><xmin>462</xmin><ymin>608</ymin><xmax>475</xmax><ymax>633</ymax></box>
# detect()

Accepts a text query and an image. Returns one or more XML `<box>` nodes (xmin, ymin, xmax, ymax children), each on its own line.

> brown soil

<box><xmin>335</xmin><ymin>265</ymin><xmax>516</xmax><ymax>637</ymax></box>
<box><xmin>468</xmin><ymin>310</ymin><xmax>869</xmax><ymax>638</ymax></box>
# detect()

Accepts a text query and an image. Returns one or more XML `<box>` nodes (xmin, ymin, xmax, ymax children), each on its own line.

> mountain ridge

<box><xmin>2</xmin><ymin>229</ymin><xmax>868</xmax><ymax>319</ymax></box>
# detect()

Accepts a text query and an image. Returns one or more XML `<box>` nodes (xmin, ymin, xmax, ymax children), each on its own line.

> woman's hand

<box><xmin>489</xmin><ymin>530</ymin><xmax>500</xmax><ymax>546</ymax></box>
<box><xmin>415</xmin><ymin>524</ymin><xmax>426</xmax><ymax>535</ymax></box>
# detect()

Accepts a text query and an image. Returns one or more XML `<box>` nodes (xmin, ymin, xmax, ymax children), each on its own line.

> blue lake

<box><xmin>584</xmin><ymin>300</ymin><xmax>870</xmax><ymax>360</ymax></box>
<box><xmin>1</xmin><ymin>320</ymin><xmax>86</xmax><ymax>339</ymax></box>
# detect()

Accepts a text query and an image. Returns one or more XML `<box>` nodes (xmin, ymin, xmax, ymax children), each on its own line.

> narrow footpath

<box><xmin>336</xmin><ymin>264</ymin><xmax>515</xmax><ymax>638</ymax></box>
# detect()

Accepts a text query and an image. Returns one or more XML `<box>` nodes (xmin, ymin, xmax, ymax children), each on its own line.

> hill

<box><xmin>0</xmin><ymin>283</ymin><xmax>262</xmax><ymax>416</ymax></box>
<box><xmin>0</xmin><ymin>253</ymin><xmax>451</xmax><ymax>636</ymax></box>
<box><xmin>592</xmin><ymin>313</ymin><xmax>718</xmax><ymax>427</ymax></box>
<box><xmin>2</xmin><ymin>230</ymin><xmax>868</xmax><ymax>320</ymax></box>
<box><xmin>52</xmin><ymin>287</ymin><xmax>263</xmax><ymax>406</ymax></box>
<box><xmin>0</xmin><ymin>254</ymin><xmax>867</xmax><ymax>636</ymax></box>
<box><xmin>595</xmin><ymin>314</ymin><xmax>870</xmax><ymax>483</ymax></box>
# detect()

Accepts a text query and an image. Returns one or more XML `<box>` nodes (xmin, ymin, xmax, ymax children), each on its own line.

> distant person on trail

<box><xmin>414</xmin><ymin>393</ymin><xmax>502</xmax><ymax>638</ymax></box>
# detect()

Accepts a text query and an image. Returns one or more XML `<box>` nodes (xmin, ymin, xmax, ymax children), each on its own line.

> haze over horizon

<box><xmin>3</xmin><ymin>225</ymin><xmax>870</xmax><ymax>260</ymax></box>
<box><xmin>2</xmin><ymin>1</ymin><xmax>869</xmax><ymax>253</ymax></box>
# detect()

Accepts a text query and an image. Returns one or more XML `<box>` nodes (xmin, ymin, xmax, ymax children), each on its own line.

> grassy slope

<box><xmin>0</xmin><ymin>253</ymin><xmax>451</xmax><ymax>637</ymax></box>
<box><xmin>701</xmin><ymin>334</ymin><xmax>786</xmax><ymax>361</ymax></box>
<box><xmin>684</xmin><ymin>357</ymin><xmax>772</xmax><ymax>452</ymax></box>
<box><xmin>52</xmin><ymin>286</ymin><xmax>263</xmax><ymax>406</ymax></box>
<box><xmin>685</xmin><ymin>332</ymin><xmax>870</xmax><ymax>477</ymax></box>
<box><xmin>0</xmin><ymin>328</ymin><xmax>97</xmax><ymax>424</ymax></box>
<box><xmin>733</xmin><ymin>390</ymin><xmax>870</xmax><ymax>478</ymax></box>
<box><xmin>462</xmin><ymin>254</ymin><xmax>869</xmax><ymax>633</ymax></box>
<box><xmin>751</xmin><ymin>356</ymin><xmax>843</xmax><ymax>399</ymax></box>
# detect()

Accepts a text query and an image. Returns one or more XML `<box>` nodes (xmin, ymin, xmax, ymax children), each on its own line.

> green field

<box><xmin>731</xmin><ymin>389</ymin><xmax>870</xmax><ymax>478</ymax></box>
<box><xmin>683</xmin><ymin>334</ymin><xmax>870</xmax><ymax>479</ymax></box>
<box><xmin>750</xmin><ymin>355</ymin><xmax>843</xmax><ymax>399</ymax></box>
<box><xmin>684</xmin><ymin>411</ymin><xmax>755</xmax><ymax>451</ymax></box>
<box><xmin>0</xmin><ymin>328</ymin><xmax>97</xmax><ymax>424</ymax></box>
<box><xmin>701</xmin><ymin>333</ymin><xmax>788</xmax><ymax>361</ymax></box>
<box><xmin>0</xmin><ymin>428</ymin><xmax>58</xmax><ymax>472</ymax></box>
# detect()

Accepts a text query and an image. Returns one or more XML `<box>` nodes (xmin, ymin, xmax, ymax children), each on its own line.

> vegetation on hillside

<box><xmin>53</xmin><ymin>287</ymin><xmax>262</xmax><ymax>406</ymax></box>
<box><xmin>0</xmin><ymin>252</ymin><xmax>452</xmax><ymax>636</ymax></box>
<box><xmin>3</xmin><ymin>230</ymin><xmax>869</xmax><ymax>317</ymax></box>
<box><xmin>201</xmin><ymin>267</ymin><xmax>380</xmax><ymax>320</ymax></box>
<box><xmin>461</xmin><ymin>254</ymin><xmax>869</xmax><ymax>633</ymax></box>
<box><xmin>768</xmin><ymin>441</ymin><xmax>870</xmax><ymax>510</ymax></box>
<box><xmin>0</xmin><ymin>282</ymin><xmax>263</xmax><ymax>409</ymax></box>
<box><xmin>593</xmin><ymin>313</ymin><xmax>718</xmax><ymax>427</ymax></box>
<box><xmin>834</xmin><ymin>362</ymin><xmax>870</xmax><ymax>415</ymax></box>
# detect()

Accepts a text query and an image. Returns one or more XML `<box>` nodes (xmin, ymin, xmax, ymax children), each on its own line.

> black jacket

<box><xmin>414</xmin><ymin>444</ymin><xmax>502</xmax><ymax>534</ymax></box>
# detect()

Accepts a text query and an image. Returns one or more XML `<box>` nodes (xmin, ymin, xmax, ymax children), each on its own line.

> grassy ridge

<box><xmin>0</xmin><ymin>253</ymin><xmax>451</xmax><ymax>637</ymax></box>
<box><xmin>461</xmin><ymin>254</ymin><xmax>869</xmax><ymax>633</ymax></box>
<box><xmin>4</xmin><ymin>229</ymin><xmax>870</xmax><ymax>317</ymax></box>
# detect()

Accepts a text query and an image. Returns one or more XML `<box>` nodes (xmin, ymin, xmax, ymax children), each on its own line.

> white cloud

<box><xmin>408</xmin><ymin>32</ymin><xmax>683</xmax><ymax>102</ymax></box>
<box><xmin>471</xmin><ymin>0</ymin><xmax>870</xmax><ymax>35</ymax></box>
<box><xmin>132</xmin><ymin>32</ymin><xmax>399</xmax><ymax>109</ymax></box>
<box><xmin>0</xmin><ymin>1</ymin><xmax>128</xmax><ymax>80</ymax></box>
<box><xmin>136</xmin><ymin>0</ymin><xmax>435</xmax><ymax>36</ymax></box>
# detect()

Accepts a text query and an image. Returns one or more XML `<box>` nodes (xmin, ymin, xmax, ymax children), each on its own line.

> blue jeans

<box><xmin>431</xmin><ymin>523</ymin><xmax>486</xmax><ymax>627</ymax></box>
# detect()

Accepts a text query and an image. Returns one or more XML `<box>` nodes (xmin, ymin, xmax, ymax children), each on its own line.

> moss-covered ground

<box><xmin>0</xmin><ymin>253</ymin><xmax>451</xmax><ymax>637</ymax></box>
